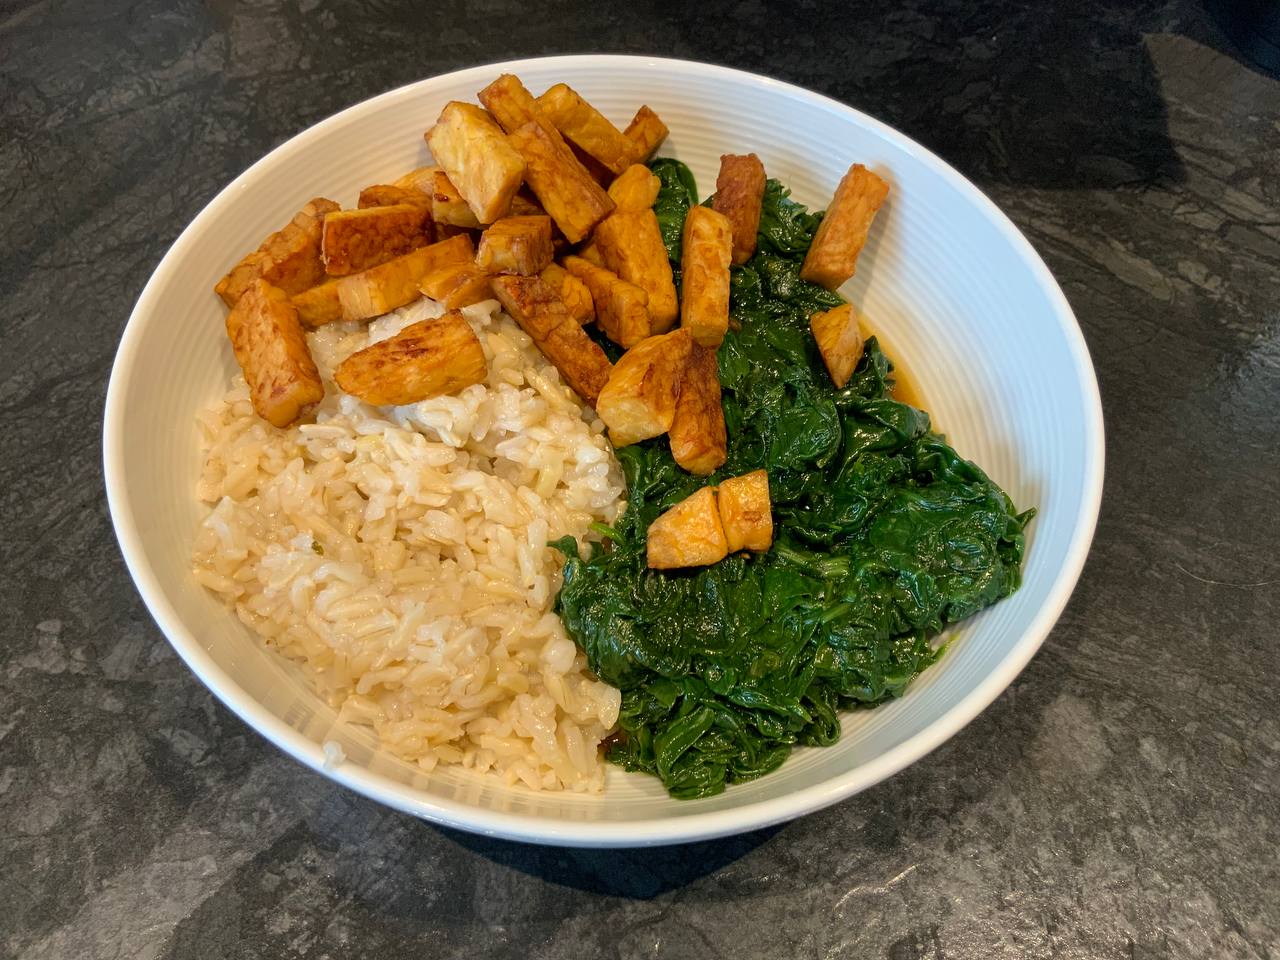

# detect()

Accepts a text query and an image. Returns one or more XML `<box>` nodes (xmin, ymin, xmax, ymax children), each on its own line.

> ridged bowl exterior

<box><xmin>104</xmin><ymin>56</ymin><xmax>1103</xmax><ymax>847</ymax></box>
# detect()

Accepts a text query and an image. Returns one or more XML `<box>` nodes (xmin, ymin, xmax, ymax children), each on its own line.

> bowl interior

<box><xmin>105</xmin><ymin>56</ymin><xmax>1101</xmax><ymax>845</ymax></box>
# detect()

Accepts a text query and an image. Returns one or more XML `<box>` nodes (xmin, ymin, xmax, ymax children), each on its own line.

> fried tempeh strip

<box><xmin>358</xmin><ymin>184</ymin><xmax>433</xmax><ymax>211</ymax></box>
<box><xmin>418</xmin><ymin>262</ymin><xmax>495</xmax><ymax>310</ymax></box>
<box><xmin>592</xmin><ymin>209</ymin><xmax>679</xmax><ymax>333</ymax></box>
<box><xmin>562</xmin><ymin>256</ymin><xmax>650</xmax><ymax>348</ymax></box>
<box><xmin>335</xmin><ymin>234</ymin><xmax>474</xmax><ymax>321</ymax></box>
<box><xmin>596</xmin><ymin>329</ymin><xmax>693</xmax><ymax>447</ymax></box>
<box><xmin>623</xmin><ymin>106</ymin><xmax>669</xmax><ymax>163</ymax></box>
<box><xmin>809</xmin><ymin>303</ymin><xmax>865</xmax><ymax>389</ymax></box>
<box><xmin>536</xmin><ymin>83</ymin><xmax>638</xmax><ymax>175</ymax></box>
<box><xmin>429</xmin><ymin>169</ymin><xmax>483</xmax><ymax>229</ymax></box>
<box><xmin>680</xmin><ymin>205</ymin><xmax>734</xmax><ymax>348</ymax></box>
<box><xmin>214</xmin><ymin>197</ymin><xmax>339</xmax><ymax>307</ymax></box>
<box><xmin>607</xmin><ymin>164</ymin><xmax>661</xmax><ymax>212</ymax></box>
<box><xmin>646</xmin><ymin>486</ymin><xmax>728</xmax><ymax>569</ymax></box>
<box><xmin>489</xmin><ymin>275</ymin><xmax>612</xmax><ymax>405</ymax></box>
<box><xmin>713</xmin><ymin>153</ymin><xmax>766</xmax><ymax>265</ymax></box>
<box><xmin>669</xmin><ymin>344</ymin><xmax>727</xmax><ymax>475</ymax></box>
<box><xmin>425</xmin><ymin>101</ymin><xmax>527</xmax><ymax>224</ymax></box>
<box><xmin>478</xmin><ymin>74</ymin><xmax>558</xmax><ymax>139</ymax></box>
<box><xmin>506</xmin><ymin>121</ymin><xmax>615</xmax><ymax>243</ymax></box>
<box><xmin>799</xmin><ymin>164</ymin><xmax>889</xmax><ymax>290</ymax></box>
<box><xmin>475</xmin><ymin>215</ymin><xmax>554</xmax><ymax>275</ymax></box>
<box><xmin>321</xmin><ymin>204</ymin><xmax>432</xmax><ymax>276</ymax></box>
<box><xmin>291</xmin><ymin>279</ymin><xmax>343</xmax><ymax>328</ymax></box>
<box><xmin>225</xmin><ymin>280</ymin><xmax>324</xmax><ymax>427</ymax></box>
<box><xmin>540</xmin><ymin>263</ymin><xmax>594</xmax><ymax>324</ymax></box>
<box><xmin>334</xmin><ymin>311</ymin><xmax>487</xmax><ymax>406</ymax></box>
<box><xmin>717</xmin><ymin>470</ymin><xmax>773</xmax><ymax>553</ymax></box>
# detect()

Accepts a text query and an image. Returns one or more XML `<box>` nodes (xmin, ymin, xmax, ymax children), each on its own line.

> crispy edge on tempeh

<box><xmin>596</xmin><ymin>329</ymin><xmax>693</xmax><ymax>448</ymax></box>
<box><xmin>540</xmin><ymin>262</ymin><xmax>594</xmax><ymax>325</ymax></box>
<box><xmin>713</xmin><ymin>153</ymin><xmax>766</xmax><ymax>266</ymax></box>
<box><xmin>536</xmin><ymin>82</ymin><xmax>638</xmax><ymax>175</ymax></box>
<box><xmin>214</xmin><ymin>197</ymin><xmax>339</xmax><ymax>307</ymax></box>
<box><xmin>489</xmin><ymin>274</ymin><xmax>612</xmax><ymax>405</ymax></box>
<box><xmin>809</xmin><ymin>303</ymin><xmax>865</xmax><ymax>389</ymax></box>
<box><xmin>591</xmin><ymin>209</ymin><xmax>679</xmax><ymax>333</ymax></box>
<box><xmin>321</xmin><ymin>204</ymin><xmax>432</xmax><ymax>276</ymax></box>
<box><xmin>607</xmin><ymin>164</ymin><xmax>661</xmax><ymax>212</ymax></box>
<box><xmin>506</xmin><ymin>120</ymin><xmax>615</xmax><ymax>243</ymax></box>
<box><xmin>334</xmin><ymin>310</ymin><xmax>487</xmax><ymax>406</ymax></box>
<box><xmin>562</xmin><ymin>255</ymin><xmax>650</xmax><ymax>348</ymax></box>
<box><xmin>225</xmin><ymin>279</ymin><xmax>324</xmax><ymax>427</ymax></box>
<box><xmin>646</xmin><ymin>486</ymin><xmax>728</xmax><ymax>569</ymax></box>
<box><xmin>623</xmin><ymin>106</ymin><xmax>669</xmax><ymax>163</ymax></box>
<box><xmin>424</xmin><ymin>101</ymin><xmax>526</xmax><ymax>224</ymax></box>
<box><xmin>669</xmin><ymin>343</ymin><xmax>727</xmax><ymax>475</ymax></box>
<box><xmin>799</xmin><ymin>163</ymin><xmax>889</xmax><ymax>290</ymax></box>
<box><xmin>717</xmin><ymin>469</ymin><xmax>773</xmax><ymax>553</ymax></box>
<box><xmin>475</xmin><ymin>215</ymin><xmax>555</xmax><ymax>276</ymax></box>
<box><xmin>335</xmin><ymin>234</ymin><xmax>474</xmax><ymax>321</ymax></box>
<box><xmin>679</xmin><ymin>205</ymin><xmax>733</xmax><ymax>348</ymax></box>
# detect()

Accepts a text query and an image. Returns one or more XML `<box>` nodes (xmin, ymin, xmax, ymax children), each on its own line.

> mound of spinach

<box><xmin>553</xmin><ymin>161</ymin><xmax>1034</xmax><ymax>799</ymax></box>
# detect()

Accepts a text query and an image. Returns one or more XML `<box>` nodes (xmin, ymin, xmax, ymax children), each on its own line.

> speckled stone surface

<box><xmin>2</xmin><ymin>1</ymin><xmax>1278</xmax><ymax>957</ymax></box>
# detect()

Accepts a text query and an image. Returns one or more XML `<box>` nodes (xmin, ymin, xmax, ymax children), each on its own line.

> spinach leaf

<box><xmin>556</xmin><ymin>175</ymin><xmax>1034</xmax><ymax>798</ymax></box>
<box><xmin>650</xmin><ymin>158</ymin><xmax>697</xmax><ymax>266</ymax></box>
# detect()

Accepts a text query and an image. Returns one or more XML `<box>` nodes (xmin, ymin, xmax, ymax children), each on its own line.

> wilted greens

<box><xmin>553</xmin><ymin>162</ymin><xmax>1034</xmax><ymax>799</ymax></box>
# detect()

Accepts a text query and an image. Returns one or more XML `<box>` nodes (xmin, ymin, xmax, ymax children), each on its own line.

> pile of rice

<box><xmin>191</xmin><ymin>297</ymin><xmax>626</xmax><ymax>791</ymax></box>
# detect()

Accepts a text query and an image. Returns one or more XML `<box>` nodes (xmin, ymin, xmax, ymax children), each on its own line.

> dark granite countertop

<box><xmin>3</xmin><ymin>1</ymin><xmax>1278</xmax><ymax>956</ymax></box>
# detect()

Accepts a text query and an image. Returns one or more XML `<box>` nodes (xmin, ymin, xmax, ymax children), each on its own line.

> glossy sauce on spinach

<box><xmin>553</xmin><ymin>161</ymin><xmax>1034</xmax><ymax>799</ymax></box>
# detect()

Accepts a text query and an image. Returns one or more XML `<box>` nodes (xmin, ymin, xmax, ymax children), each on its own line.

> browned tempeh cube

<box><xmin>418</xmin><ymin>262</ymin><xmax>496</xmax><ymax>310</ymax></box>
<box><xmin>225</xmin><ymin>280</ymin><xmax>324</xmax><ymax>427</ymax></box>
<box><xmin>478</xmin><ymin>74</ymin><xmax>558</xmax><ymax>138</ymax></box>
<box><xmin>476</xmin><ymin>215</ymin><xmax>555</xmax><ymax>275</ymax></box>
<box><xmin>716</xmin><ymin>470</ymin><xmax>773</xmax><ymax>553</ymax></box>
<box><xmin>799</xmin><ymin>164</ymin><xmax>889</xmax><ymax>290</ymax></box>
<box><xmin>358</xmin><ymin>184</ymin><xmax>433</xmax><ymax>211</ymax></box>
<box><xmin>592</xmin><ymin>210</ymin><xmax>679</xmax><ymax>332</ymax></box>
<box><xmin>680</xmin><ymin>205</ymin><xmax>734</xmax><ymax>348</ymax></box>
<box><xmin>214</xmin><ymin>198</ymin><xmax>339</xmax><ymax>307</ymax></box>
<box><xmin>334</xmin><ymin>311</ymin><xmax>487</xmax><ymax>406</ymax></box>
<box><xmin>809</xmin><ymin>303</ymin><xmax>865</xmax><ymax>389</ymax></box>
<box><xmin>506</xmin><ymin>121</ymin><xmax>615</xmax><ymax>243</ymax></box>
<box><xmin>536</xmin><ymin>83</ymin><xmax>638</xmax><ymax>175</ymax></box>
<box><xmin>335</xmin><ymin>234</ymin><xmax>474</xmax><ymax>321</ymax></box>
<box><xmin>291</xmin><ymin>279</ymin><xmax>344</xmax><ymax>328</ymax></box>
<box><xmin>536</xmin><ymin>318</ymin><xmax>613</xmax><ymax>407</ymax></box>
<box><xmin>596</xmin><ymin>329</ymin><xmax>693</xmax><ymax>447</ymax></box>
<box><xmin>713</xmin><ymin>154</ymin><xmax>766</xmax><ymax>265</ymax></box>
<box><xmin>489</xmin><ymin>274</ymin><xmax>612</xmax><ymax>405</ymax></box>
<box><xmin>488</xmin><ymin>273</ymin><xmax>570</xmax><ymax>340</ymax></box>
<box><xmin>425</xmin><ymin>101</ymin><xmax>527</xmax><ymax>224</ymax></box>
<box><xmin>562</xmin><ymin>256</ymin><xmax>650</xmax><ymax>348</ymax></box>
<box><xmin>646</xmin><ymin>486</ymin><xmax>728</xmax><ymax>569</ymax></box>
<box><xmin>623</xmin><ymin>106</ymin><xmax>669</xmax><ymax>162</ymax></box>
<box><xmin>541</xmin><ymin>263</ymin><xmax>594</xmax><ymax>324</ymax></box>
<box><xmin>321</xmin><ymin>204</ymin><xmax>432</xmax><ymax>276</ymax></box>
<box><xmin>669</xmin><ymin>343</ymin><xmax>727</xmax><ymax>475</ymax></box>
<box><xmin>427</xmin><ymin>168</ymin><xmax>483</xmax><ymax>229</ymax></box>
<box><xmin>608</xmin><ymin>164</ymin><xmax>661</xmax><ymax>212</ymax></box>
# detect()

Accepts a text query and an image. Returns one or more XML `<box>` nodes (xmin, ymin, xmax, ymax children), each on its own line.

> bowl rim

<box><xmin>103</xmin><ymin>53</ymin><xmax>1104</xmax><ymax>847</ymax></box>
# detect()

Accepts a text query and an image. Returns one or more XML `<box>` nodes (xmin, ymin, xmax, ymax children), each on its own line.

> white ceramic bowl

<box><xmin>104</xmin><ymin>55</ymin><xmax>1103</xmax><ymax>846</ymax></box>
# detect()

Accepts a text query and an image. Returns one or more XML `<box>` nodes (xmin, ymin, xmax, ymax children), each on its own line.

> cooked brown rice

<box><xmin>192</xmin><ymin>297</ymin><xmax>625</xmax><ymax>791</ymax></box>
